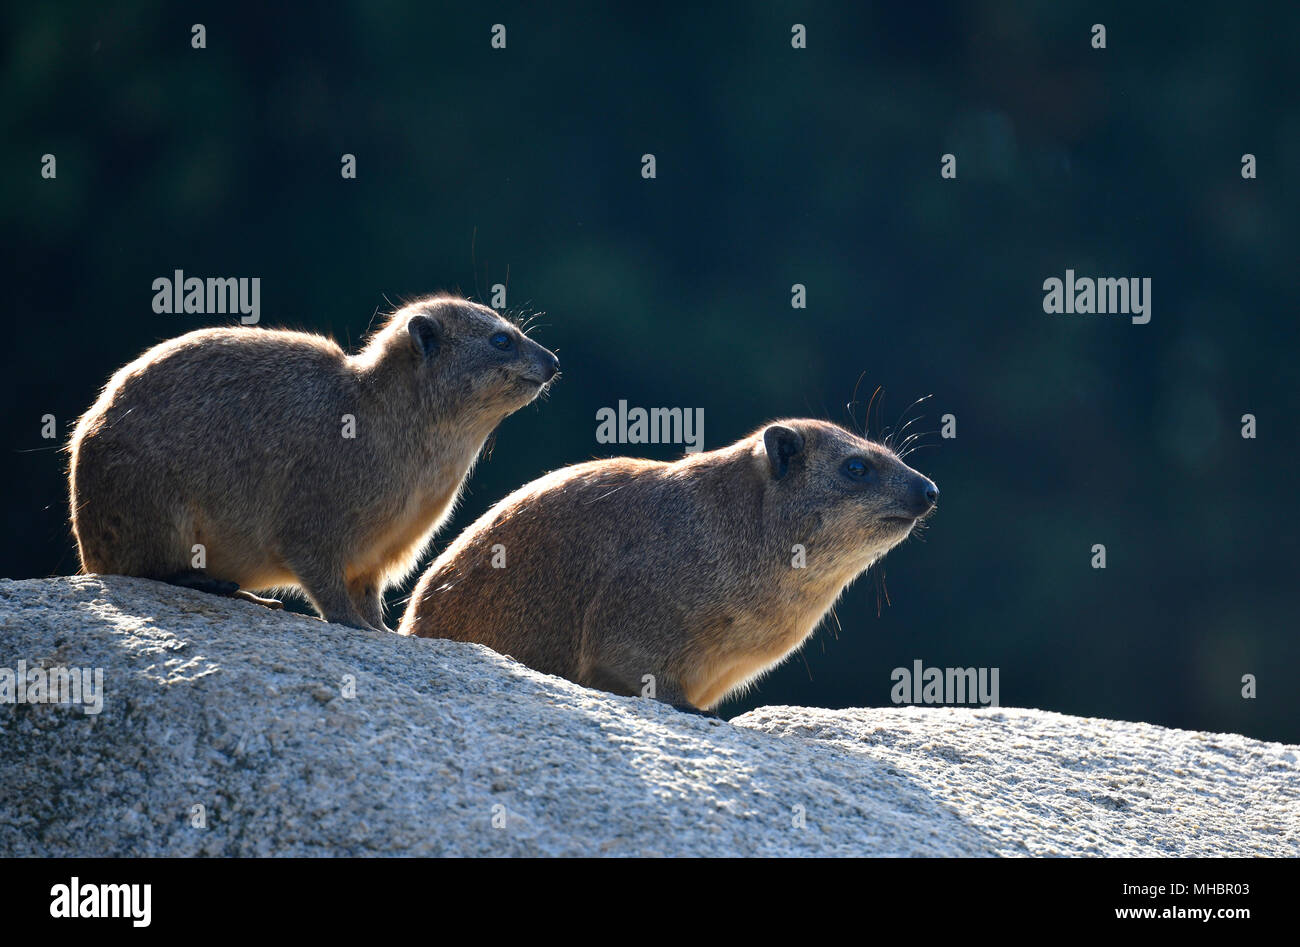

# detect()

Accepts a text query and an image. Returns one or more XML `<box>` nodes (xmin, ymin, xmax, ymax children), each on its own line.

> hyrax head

<box><xmin>398</xmin><ymin>295</ymin><xmax>560</xmax><ymax>417</ymax></box>
<box><xmin>755</xmin><ymin>418</ymin><xmax>938</xmax><ymax>571</ymax></box>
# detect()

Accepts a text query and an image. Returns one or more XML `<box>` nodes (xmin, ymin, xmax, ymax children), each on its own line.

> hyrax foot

<box><xmin>635</xmin><ymin>676</ymin><xmax>720</xmax><ymax>718</ymax></box>
<box><xmin>671</xmin><ymin>702</ymin><xmax>722</xmax><ymax>720</ymax></box>
<box><xmin>312</xmin><ymin>600</ymin><xmax>379</xmax><ymax>633</ymax></box>
<box><xmin>313</xmin><ymin>594</ymin><xmax>381</xmax><ymax>632</ymax></box>
<box><xmin>163</xmin><ymin>570</ymin><xmax>284</xmax><ymax>612</ymax></box>
<box><xmin>325</xmin><ymin>615</ymin><xmax>382</xmax><ymax>633</ymax></box>
<box><xmin>163</xmin><ymin>570</ymin><xmax>240</xmax><ymax>597</ymax></box>
<box><xmin>232</xmin><ymin>589</ymin><xmax>284</xmax><ymax>610</ymax></box>
<box><xmin>352</xmin><ymin>581</ymin><xmax>391</xmax><ymax>633</ymax></box>
<box><xmin>291</xmin><ymin>562</ymin><xmax>378</xmax><ymax>631</ymax></box>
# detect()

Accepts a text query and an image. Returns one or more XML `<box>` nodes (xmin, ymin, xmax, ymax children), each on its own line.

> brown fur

<box><xmin>399</xmin><ymin>419</ymin><xmax>937</xmax><ymax>711</ymax></box>
<box><xmin>68</xmin><ymin>295</ymin><xmax>558</xmax><ymax>631</ymax></box>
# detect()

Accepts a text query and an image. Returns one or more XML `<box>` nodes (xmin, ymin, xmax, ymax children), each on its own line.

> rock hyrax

<box><xmin>400</xmin><ymin>419</ymin><xmax>938</xmax><ymax>712</ymax></box>
<box><xmin>69</xmin><ymin>295</ymin><xmax>559</xmax><ymax>632</ymax></box>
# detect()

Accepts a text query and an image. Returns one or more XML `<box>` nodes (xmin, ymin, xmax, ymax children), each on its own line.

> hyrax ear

<box><xmin>763</xmin><ymin>424</ymin><xmax>805</xmax><ymax>480</ymax></box>
<box><xmin>406</xmin><ymin>314</ymin><xmax>441</xmax><ymax>358</ymax></box>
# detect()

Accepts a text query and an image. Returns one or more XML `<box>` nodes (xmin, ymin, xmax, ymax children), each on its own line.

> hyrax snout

<box><xmin>400</xmin><ymin>418</ymin><xmax>937</xmax><ymax>713</ymax></box>
<box><xmin>69</xmin><ymin>294</ymin><xmax>558</xmax><ymax>632</ymax></box>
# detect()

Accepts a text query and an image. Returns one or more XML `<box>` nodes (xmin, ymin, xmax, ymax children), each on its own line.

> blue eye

<box><xmin>844</xmin><ymin>458</ymin><xmax>871</xmax><ymax>479</ymax></box>
<box><xmin>491</xmin><ymin>332</ymin><xmax>513</xmax><ymax>351</ymax></box>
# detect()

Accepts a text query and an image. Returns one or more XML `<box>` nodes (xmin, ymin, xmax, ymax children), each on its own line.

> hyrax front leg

<box><xmin>586</xmin><ymin>660</ymin><xmax>718</xmax><ymax>718</ymax></box>
<box><xmin>349</xmin><ymin>575</ymin><xmax>391</xmax><ymax>634</ymax></box>
<box><xmin>580</xmin><ymin>594</ymin><xmax>719</xmax><ymax>717</ymax></box>
<box><xmin>291</xmin><ymin>557</ymin><xmax>377</xmax><ymax>632</ymax></box>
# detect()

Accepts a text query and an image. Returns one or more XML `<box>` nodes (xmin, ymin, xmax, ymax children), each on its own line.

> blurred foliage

<box><xmin>3</xmin><ymin>2</ymin><xmax>1296</xmax><ymax>740</ymax></box>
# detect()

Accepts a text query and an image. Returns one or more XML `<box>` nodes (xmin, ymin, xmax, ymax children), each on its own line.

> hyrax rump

<box><xmin>69</xmin><ymin>295</ymin><xmax>559</xmax><ymax>632</ymax></box>
<box><xmin>400</xmin><ymin>419</ymin><xmax>937</xmax><ymax>713</ymax></box>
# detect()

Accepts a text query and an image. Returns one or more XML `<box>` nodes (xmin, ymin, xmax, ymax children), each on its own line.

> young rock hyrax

<box><xmin>69</xmin><ymin>295</ymin><xmax>559</xmax><ymax>632</ymax></box>
<box><xmin>399</xmin><ymin>419</ymin><xmax>937</xmax><ymax>712</ymax></box>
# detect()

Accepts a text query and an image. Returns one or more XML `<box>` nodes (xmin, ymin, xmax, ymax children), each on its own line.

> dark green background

<box><xmin>4</xmin><ymin>3</ymin><xmax>1296</xmax><ymax>741</ymax></box>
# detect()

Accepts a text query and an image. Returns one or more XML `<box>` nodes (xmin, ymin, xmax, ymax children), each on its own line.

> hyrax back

<box><xmin>69</xmin><ymin>295</ymin><xmax>559</xmax><ymax>631</ymax></box>
<box><xmin>400</xmin><ymin>419</ymin><xmax>938</xmax><ymax>712</ymax></box>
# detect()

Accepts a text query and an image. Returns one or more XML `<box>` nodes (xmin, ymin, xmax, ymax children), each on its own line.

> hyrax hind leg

<box><xmin>76</xmin><ymin>490</ymin><xmax>285</xmax><ymax>611</ymax></box>
<box><xmin>74</xmin><ymin>491</ymin><xmax>195</xmax><ymax>580</ymax></box>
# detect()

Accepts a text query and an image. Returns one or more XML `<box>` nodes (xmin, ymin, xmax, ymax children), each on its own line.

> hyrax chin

<box><xmin>69</xmin><ymin>295</ymin><xmax>560</xmax><ymax>632</ymax></box>
<box><xmin>400</xmin><ymin>418</ymin><xmax>938</xmax><ymax>714</ymax></box>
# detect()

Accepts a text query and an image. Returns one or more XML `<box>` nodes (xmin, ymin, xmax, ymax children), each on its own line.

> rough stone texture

<box><xmin>0</xmin><ymin>576</ymin><xmax>1295</xmax><ymax>857</ymax></box>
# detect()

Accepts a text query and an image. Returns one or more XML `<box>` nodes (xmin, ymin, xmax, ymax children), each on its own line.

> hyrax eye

<box><xmin>842</xmin><ymin>457</ymin><xmax>873</xmax><ymax>480</ymax></box>
<box><xmin>490</xmin><ymin>332</ymin><xmax>513</xmax><ymax>351</ymax></box>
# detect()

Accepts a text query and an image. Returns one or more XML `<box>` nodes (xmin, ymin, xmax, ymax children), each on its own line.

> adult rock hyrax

<box><xmin>400</xmin><ymin>419</ymin><xmax>938</xmax><ymax>713</ymax></box>
<box><xmin>69</xmin><ymin>294</ymin><xmax>559</xmax><ymax>632</ymax></box>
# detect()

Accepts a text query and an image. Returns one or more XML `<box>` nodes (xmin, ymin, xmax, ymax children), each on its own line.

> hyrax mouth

<box><xmin>891</xmin><ymin>475</ymin><xmax>939</xmax><ymax>524</ymax></box>
<box><xmin>517</xmin><ymin>358</ymin><xmax>560</xmax><ymax>390</ymax></box>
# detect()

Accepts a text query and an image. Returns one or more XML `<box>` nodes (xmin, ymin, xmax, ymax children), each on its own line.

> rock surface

<box><xmin>0</xmin><ymin>576</ymin><xmax>1295</xmax><ymax>857</ymax></box>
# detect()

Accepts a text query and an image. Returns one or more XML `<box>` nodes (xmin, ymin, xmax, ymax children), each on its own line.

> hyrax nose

<box><xmin>542</xmin><ymin>352</ymin><xmax>560</xmax><ymax>381</ymax></box>
<box><xmin>907</xmin><ymin>477</ymin><xmax>939</xmax><ymax>515</ymax></box>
